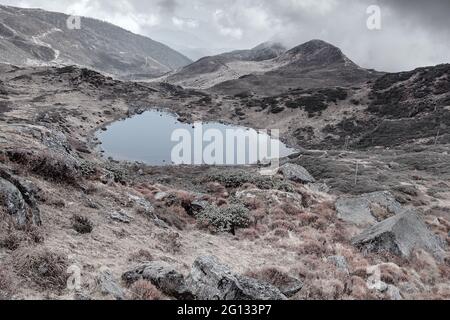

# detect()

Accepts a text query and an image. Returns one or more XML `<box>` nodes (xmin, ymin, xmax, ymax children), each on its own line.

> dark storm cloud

<box><xmin>0</xmin><ymin>0</ymin><xmax>449</xmax><ymax>71</ymax></box>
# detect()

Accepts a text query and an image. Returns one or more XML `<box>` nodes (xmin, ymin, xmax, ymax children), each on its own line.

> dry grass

<box><xmin>128</xmin><ymin>279</ymin><xmax>164</xmax><ymax>300</ymax></box>
<box><xmin>0</xmin><ymin>268</ymin><xmax>14</xmax><ymax>299</ymax></box>
<box><xmin>13</xmin><ymin>247</ymin><xmax>69</xmax><ymax>291</ymax></box>
<box><xmin>128</xmin><ymin>249</ymin><xmax>154</xmax><ymax>263</ymax></box>
<box><xmin>246</xmin><ymin>267</ymin><xmax>297</xmax><ymax>291</ymax></box>
<box><xmin>7</xmin><ymin>149</ymin><xmax>81</xmax><ymax>185</ymax></box>
<box><xmin>157</xmin><ymin>231</ymin><xmax>182</xmax><ymax>254</ymax></box>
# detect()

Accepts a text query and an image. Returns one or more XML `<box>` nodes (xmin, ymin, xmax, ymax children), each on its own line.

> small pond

<box><xmin>96</xmin><ymin>110</ymin><xmax>296</xmax><ymax>166</ymax></box>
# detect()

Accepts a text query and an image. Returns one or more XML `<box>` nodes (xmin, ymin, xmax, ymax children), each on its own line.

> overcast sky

<box><xmin>1</xmin><ymin>0</ymin><xmax>449</xmax><ymax>71</ymax></box>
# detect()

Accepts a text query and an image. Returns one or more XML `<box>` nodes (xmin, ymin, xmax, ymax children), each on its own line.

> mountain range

<box><xmin>166</xmin><ymin>39</ymin><xmax>381</xmax><ymax>96</ymax></box>
<box><xmin>0</xmin><ymin>5</ymin><xmax>192</xmax><ymax>79</ymax></box>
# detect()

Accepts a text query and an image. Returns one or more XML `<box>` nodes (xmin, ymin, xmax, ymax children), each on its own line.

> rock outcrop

<box><xmin>122</xmin><ymin>261</ymin><xmax>194</xmax><ymax>300</ymax></box>
<box><xmin>187</xmin><ymin>256</ymin><xmax>287</xmax><ymax>300</ymax></box>
<box><xmin>278</xmin><ymin>163</ymin><xmax>316</xmax><ymax>184</ymax></box>
<box><xmin>352</xmin><ymin>210</ymin><xmax>445</xmax><ymax>260</ymax></box>
<box><xmin>0</xmin><ymin>167</ymin><xmax>41</xmax><ymax>226</ymax></box>
<box><xmin>97</xmin><ymin>269</ymin><xmax>125</xmax><ymax>300</ymax></box>
<box><xmin>336</xmin><ymin>191</ymin><xmax>403</xmax><ymax>226</ymax></box>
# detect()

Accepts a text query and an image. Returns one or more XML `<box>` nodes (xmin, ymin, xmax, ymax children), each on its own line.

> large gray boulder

<box><xmin>187</xmin><ymin>256</ymin><xmax>287</xmax><ymax>300</ymax></box>
<box><xmin>0</xmin><ymin>168</ymin><xmax>41</xmax><ymax>226</ymax></box>
<box><xmin>0</xmin><ymin>177</ymin><xmax>27</xmax><ymax>225</ymax></box>
<box><xmin>336</xmin><ymin>191</ymin><xmax>403</xmax><ymax>226</ymax></box>
<box><xmin>278</xmin><ymin>163</ymin><xmax>316</xmax><ymax>184</ymax></box>
<box><xmin>352</xmin><ymin>210</ymin><xmax>446</xmax><ymax>260</ymax></box>
<box><xmin>122</xmin><ymin>261</ymin><xmax>194</xmax><ymax>300</ymax></box>
<box><xmin>97</xmin><ymin>269</ymin><xmax>125</xmax><ymax>300</ymax></box>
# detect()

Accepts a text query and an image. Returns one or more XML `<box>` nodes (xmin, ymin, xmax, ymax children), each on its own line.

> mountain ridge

<box><xmin>0</xmin><ymin>5</ymin><xmax>192</xmax><ymax>78</ymax></box>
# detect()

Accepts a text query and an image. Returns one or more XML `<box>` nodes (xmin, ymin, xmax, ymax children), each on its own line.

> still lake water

<box><xmin>96</xmin><ymin>110</ymin><xmax>296</xmax><ymax>166</ymax></box>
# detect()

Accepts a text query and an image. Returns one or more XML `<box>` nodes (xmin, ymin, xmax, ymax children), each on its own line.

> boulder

<box><xmin>352</xmin><ymin>210</ymin><xmax>446</xmax><ymax>260</ymax></box>
<box><xmin>97</xmin><ymin>269</ymin><xmax>125</xmax><ymax>300</ymax></box>
<box><xmin>0</xmin><ymin>177</ymin><xmax>27</xmax><ymax>225</ymax></box>
<box><xmin>110</xmin><ymin>210</ymin><xmax>132</xmax><ymax>223</ymax></box>
<box><xmin>187</xmin><ymin>256</ymin><xmax>287</xmax><ymax>300</ymax></box>
<box><xmin>327</xmin><ymin>255</ymin><xmax>349</xmax><ymax>274</ymax></box>
<box><xmin>0</xmin><ymin>168</ymin><xmax>41</xmax><ymax>226</ymax></box>
<box><xmin>182</xmin><ymin>200</ymin><xmax>208</xmax><ymax>216</ymax></box>
<box><xmin>336</xmin><ymin>191</ymin><xmax>403</xmax><ymax>226</ymax></box>
<box><xmin>278</xmin><ymin>163</ymin><xmax>316</xmax><ymax>184</ymax></box>
<box><xmin>122</xmin><ymin>261</ymin><xmax>194</xmax><ymax>300</ymax></box>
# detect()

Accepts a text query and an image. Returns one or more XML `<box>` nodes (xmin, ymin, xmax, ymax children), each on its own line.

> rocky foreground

<box><xmin>0</xmin><ymin>63</ymin><xmax>449</xmax><ymax>300</ymax></box>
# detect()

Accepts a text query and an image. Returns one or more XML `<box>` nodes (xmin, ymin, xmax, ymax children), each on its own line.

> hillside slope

<box><xmin>0</xmin><ymin>5</ymin><xmax>192</xmax><ymax>78</ymax></box>
<box><xmin>165</xmin><ymin>42</ymin><xmax>286</xmax><ymax>89</ymax></box>
<box><xmin>212</xmin><ymin>40</ymin><xmax>381</xmax><ymax>96</ymax></box>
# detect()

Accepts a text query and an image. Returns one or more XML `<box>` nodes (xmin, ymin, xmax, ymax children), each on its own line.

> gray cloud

<box><xmin>157</xmin><ymin>0</ymin><xmax>178</xmax><ymax>14</ymax></box>
<box><xmin>0</xmin><ymin>0</ymin><xmax>449</xmax><ymax>71</ymax></box>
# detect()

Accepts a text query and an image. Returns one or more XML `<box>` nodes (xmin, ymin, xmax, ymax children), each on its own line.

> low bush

<box><xmin>128</xmin><ymin>280</ymin><xmax>163</xmax><ymax>300</ymax></box>
<box><xmin>14</xmin><ymin>248</ymin><xmax>69</xmax><ymax>291</ymax></box>
<box><xmin>196</xmin><ymin>204</ymin><xmax>250</xmax><ymax>235</ymax></box>
<box><xmin>71</xmin><ymin>214</ymin><xmax>93</xmax><ymax>234</ymax></box>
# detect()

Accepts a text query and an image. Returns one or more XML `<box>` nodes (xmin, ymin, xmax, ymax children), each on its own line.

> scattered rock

<box><xmin>187</xmin><ymin>256</ymin><xmax>287</xmax><ymax>300</ymax></box>
<box><xmin>336</xmin><ymin>191</ymin><xmax>403</xmax><ymax>226</ymax></box>
<box><xmin>110</xmin><ymin>210</ymin><xmax>132</xmax><ymax>223</ymax></box>
<box><xmin>154</xmin><ymin>192</ymin><xmax>169</xmax><ymax>201</ymax></box>
<box><xmin>352</xmin><ymin>210</ymin><xmax>446</xmax><ymax>260</ymax></box>
<box><xmin>386</xmin><ymin>285</ymin><xmax>402</xmax><ymax>300</ymax></box>
<box><xmin>129</xmin><ymin>194</ymin><xmax>155</xmax><ymax>216</ymax></box>
<box><xmin>122</xmin><ymin>261</ymin><xmax>194</xmax><ymax>300</ymax></box>
<box><xmin>249</xmin><ymin>269</ymin><xmax>303</xmax><ymax>298</ymax></box>
<box><xmin>278</xmin><ymin>163</ymin><xmax>316</xmax><ymax>184</ymax></box>
<box><xmin>308</xmin><ymin>183</ymin><xmax>330</xmax><ymax>193</ymax></box>
<box><xmin>97</xmin><ymin>269</ymin><xmax>125</xmax><ymax>300</ymax></box>
<box><xmin>327</xmin><ymin>255</ymin><xmax>349</xmax><ymax>274</ymax></box>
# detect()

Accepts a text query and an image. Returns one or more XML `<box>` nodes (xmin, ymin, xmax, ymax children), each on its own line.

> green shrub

<box><xmin>196</xmin><ymin>204</ymin><xmax>251</xmax><ymax>235</ymax></box>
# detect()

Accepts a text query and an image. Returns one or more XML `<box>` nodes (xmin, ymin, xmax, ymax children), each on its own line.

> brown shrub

<box><xmin>0</xmin><ymin>213</ymin><xmax>44</xmax><ymax>251</ymax></box>
<box><xmin>71</xmin><ymin>214</ymin><xmax>93</xmax><ymax>234</ymax></box>
<box><xmin>205</xmin><ymin>182</ymin><xmax>228</xmax><ymax>198</ymax></box>
<box><xmin>310</xmin><ymin>201</ymin><xmax>336</xmax><ymax>221</ymax></box>
<box><xmin>281</xmin><ymin>203</ymin><xmax>302</xmax><ymax>216</ymax></box>
<box><xmin>128</xmin><ymin>280</ymin><xmax>163</xmax><ymax>300</ymax></box>
<box><xmin>273</xmin><ymin>228</ymin><xmax>290</xmax><ymax>238</ymax></box>
<box><xmin>378</xmin><ymin>263</ymin><xmax>408</xmax><ymax>285</ymax></box>
<box><xmin>236</xmin><ymin>228</ymin><xmax>259</xmax><ymax>241</ymax></box>
<box><xmin>14</xmin><ymin>248</ymin><xmax>69</xmax><ymax>290</ymax></box>
<box><xmin>348</xmin><ymin>276</ymin><xmax>372</xmax><ymax>300</ymax></box>
<box><xmin>269</xmin><ymin>220</ymin><xmax>296</xmax><ymax>232</ymax></box>
<box><xmin>154</xmin><ymin>206</ymin><xmax>190</xmax><ymax>230</ymax></box>
<box><xmin>296</xmin><ymin>239</ymin><xmax>328</xmax><ymax>256</ymax></box>
<box><xmin>299</xmin><ymin>278</ymin><xmax>345</xmax><ymax>300</ymax></box>
<box><xmin>268</xmin><ymin>207</ymin><xmax>286</xmax><ymax>218</ymax></box>
<box><xmin>297</xmin><ymin>212</ymin><xmax>319</xmax><ymax>226</ymax></box>
<box><xmin>0</xmin><ymin>232</ymin><xmax>22</xmax><ymax>251</ymax></box>
<box><xmin>246</xmin><ymin>267</ymin><xmax>298</xmax><ymax>292</ymax></box>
